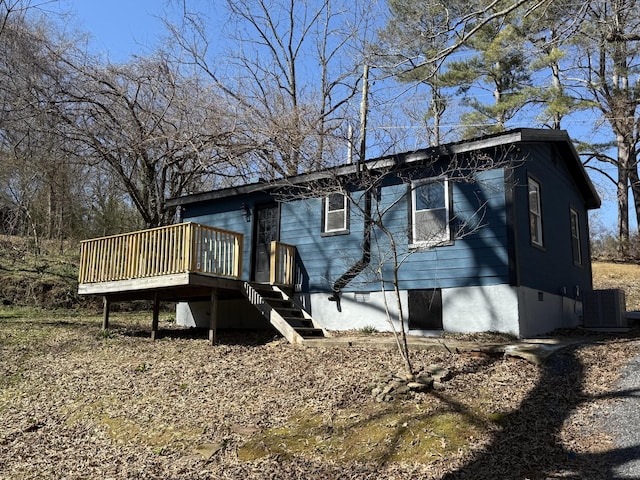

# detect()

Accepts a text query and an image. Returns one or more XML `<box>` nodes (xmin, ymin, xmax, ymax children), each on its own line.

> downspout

<box><xmin>328</xmin><ymin>187</ymin><xmax>372</xmax><ymax>310</ymax></box>
<box><xmin>328</xmin><ymin>64</ymin><xmax>371</xmax><ymax>311</ymax></box>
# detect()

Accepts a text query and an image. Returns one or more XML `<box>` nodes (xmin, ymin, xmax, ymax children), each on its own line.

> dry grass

<box><xmin>0</xmin><ymin>235</ymin><xmax>81</xmax><ymax>309</ymax></box>
<box><xmin>0</xmin><ymin>259</ymin><xmax>639</xmax><ymax>478</ymax></box>
<box><xmin>1</xmin><ymin>309</ymin><xmax>638</xmax><ymax>479</ymax></box>
<box><xmin>592</xmin><ymin>261</ymin><xmax>640</xmax><ymax>310</ymax></box>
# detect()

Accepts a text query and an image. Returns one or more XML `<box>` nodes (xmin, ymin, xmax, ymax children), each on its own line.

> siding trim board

<box><xmin>504</xmin><ymin>167</ymin><xmax>520</xmax><ymax>287</ymax></box>
<box><xmin>321</xmin><ymin>194</ymin><xmax>350</xmax><ymax>236</ymax></box>
<box><xmin>527</xmin><ymin>174</ymin><xmax>545</xmax><ymax>250</ymax></box>
<box><xmin>409</xmin><ymin>177</ymin><xmax>452</xmax><ymax>248</ymax></box>
<box><xmin>569</xmin><ymin>206</ymin><xmax>583</xmax><ymax>267</ymax></box>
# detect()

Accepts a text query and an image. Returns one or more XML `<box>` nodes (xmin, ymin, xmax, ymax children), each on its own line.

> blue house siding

<box><xmin>274</xmin><ymin>168</ymin><xmax>511</xmax><ymax>294</ymax></box>
<box><xmin>181</xmin><ymin>193</ymin><xmax>270</xmax><ymax>281</ymax></box>
<box><xmin>280</xmin><ymin>195</ymin><xmax>367</xmax><ymax>291</ymax></box>
<box><xmin>180</xmin><ymin>167</ymin><xmax>511</xmax><ymax>294</ymax></box>
<box><xmin>177</xmin><ymin>143</ymin><xmax>587</xmax><ymax>301</ymax></box>
<box><xmin>360</xmin><ymin>168</ymin><xmax>510</xmax><ymax>292</ymax></box>
<box><xmin>511</xmin><ymin>143</ymin><xmax>593</xmax><ymax>296</ymax></box>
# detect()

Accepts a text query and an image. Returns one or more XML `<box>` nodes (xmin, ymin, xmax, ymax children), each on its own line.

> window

<box><xmin>323</xmin><ymin>193</ymin><xmax>348</xmax><ymax>233</ymax></box>
<box><xmin>411</xmin><ymin>178</ymin><xmax>450</xmax><ymax>246</ymax></box>
<box><xmin>528</xmin><ymin>177</ymin><xmax>543</xmax><ymax>247</ymax></box>
<box><xmin>570</xmin><ymin>208</ymin><xmax>582</xmax><ymax>266</ymax></box>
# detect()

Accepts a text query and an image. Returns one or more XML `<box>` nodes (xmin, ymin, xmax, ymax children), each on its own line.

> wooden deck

<box><xmin>79</xmin><ymin>222</ymin><xmax>244</xmax><ymax>286</ymax></box>
<box><xmin>77</xmin><ymin>222</ymin><xmax>299</xmax><ymax>344</ymax></box>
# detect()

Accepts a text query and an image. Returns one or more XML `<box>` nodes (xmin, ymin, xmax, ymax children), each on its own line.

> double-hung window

<box><xmin>570</xmin><ymin>208</ymin><xmax>582</xmax><ymax>266</ymax></box>
<box><xmin>411</xmin><ymin>178</ymin><xmax>450</xmax><ymax>247</ymax></box>
<box><xmin>528</xmin><ymin>177</ymin><xmax>543</xmax><ymax>247</ymax></box>
<box><xmin>323</xmin><ymin>193</ymin><xmax>348</xmax><ymax>234</ymax></box>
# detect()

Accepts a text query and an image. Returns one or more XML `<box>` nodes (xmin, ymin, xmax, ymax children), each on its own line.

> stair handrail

<box><xmin>269</xmin><ymin>241</ymin><xmax>296</xmax><ymax>287</ymax></box>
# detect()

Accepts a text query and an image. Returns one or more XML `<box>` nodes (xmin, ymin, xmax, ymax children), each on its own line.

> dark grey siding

<box><xmin>511</xmin><ymin>143</ymin><xmax>593</xmax><ymax>295</ymax></box>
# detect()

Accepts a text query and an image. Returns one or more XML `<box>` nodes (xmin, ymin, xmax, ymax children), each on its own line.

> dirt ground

<box><xmin>1</xmin><ymin>311</ymin><xmax>638</xmax><ymax>479</ymax></box>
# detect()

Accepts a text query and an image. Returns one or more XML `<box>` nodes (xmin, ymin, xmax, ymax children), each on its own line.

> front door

<box><xmin>252</xmin><ymin>203</ymin><xmax>279</xmax><ymax>283</ymax></box>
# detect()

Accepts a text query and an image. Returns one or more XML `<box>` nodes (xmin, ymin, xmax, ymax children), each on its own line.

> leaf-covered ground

<box><xmin>1</xmin><ymin>311</ymin><xmax>637</xmax><ymax>479</ymax></box>
<box><xmin>592</xmin><ymin>261</ymin><xmax>640</xmax><ymax>310</ymax></box>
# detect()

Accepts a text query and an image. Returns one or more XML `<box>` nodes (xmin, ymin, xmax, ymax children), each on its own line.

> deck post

<box><xmin>151</xmin><ymin>294</ymin><xmax>160</xmax><ymax>341</ymax></box>
<box><xmin>209</xmin><ymin>289</ymin><xmax>218</xmax><ymax>346</ymax></box>
<box><xmin>102</xmin><ymin>296</ymin><xmax>110</xmax><ymax>330</ymax></box>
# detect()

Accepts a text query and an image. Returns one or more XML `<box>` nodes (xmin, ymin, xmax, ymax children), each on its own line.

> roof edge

<box><xmin>167</xmin><ymin>128</ymin><xmax>600</xmax><ymax>209</ymax></box>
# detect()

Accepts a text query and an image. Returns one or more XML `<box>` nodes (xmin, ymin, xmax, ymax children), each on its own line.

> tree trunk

<box><xmin>628</xmin><ymin>162</ymin><xmax>640</xmax><ymax>235</ymax></box>
<box><xmin>616</xmin><ymin>132</ymin><xmax>630</xmax><ymax>254</ymax></box>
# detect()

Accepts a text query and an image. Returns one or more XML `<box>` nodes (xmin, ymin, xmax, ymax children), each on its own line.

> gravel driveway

<box><xmin>606</xmin><ymin>345</ymin><xmax>640</xmax><ymax>478</ymax></box>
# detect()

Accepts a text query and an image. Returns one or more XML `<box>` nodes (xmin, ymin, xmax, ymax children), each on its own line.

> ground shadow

<box><xmin>119</xmin><ymin>326</ymin><xmax>281</xmax><ymax>346</ymax></box>
<box><xmin>442</xmin><ymin>338</ymin><xmax>640</xmax><ymax>479</ymax></box>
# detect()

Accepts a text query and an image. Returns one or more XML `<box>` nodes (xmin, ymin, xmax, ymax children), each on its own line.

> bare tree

<box><xmin>0</xmin><ymin>5</ymin><xmax>88</xmax><ymax>245</ymax></box>
<box><xmin>56</xmin><ymin>53</ymin><xmax>243</xmax><ymax>228</ymax></box>
<box><xmin>559</xmin><ymin>0</ymin><xmax>640</xmax><ymax>253</ymax></box>
<box><xmin>167</xmin><ymin>0</ymin><xmax>376</xmax><ymax>178</ymax></box>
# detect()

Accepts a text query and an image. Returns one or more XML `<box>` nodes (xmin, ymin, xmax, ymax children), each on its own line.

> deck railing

<box><xmin>270</xmin><ymin>241</ymin><xmax>296</xmax><ymax>286</ymax></box>
<box><xmin>78</xmin><ymin>223</ymin><xmax>244</xmax><ymax>284</ymax></box>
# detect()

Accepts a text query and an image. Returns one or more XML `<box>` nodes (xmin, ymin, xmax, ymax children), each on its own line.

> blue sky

<box><xmin>48</xmin><ymin>0</ymin><xmax>626</xmax><ymax>234</ymax></box>
<box><xmin>53</xmin><ymin>0</ymin><xmax>170</xmax><ymax>61</ymax></box>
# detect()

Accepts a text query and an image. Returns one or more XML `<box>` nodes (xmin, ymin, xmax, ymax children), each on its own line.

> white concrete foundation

<box><xmin>515</xmin><ymin>286</ymin><xmax>581</xmax><ymax>337</ymax></box>
<box><xmin>441</xmin><ymin>284</ymin><xmax>521</xmax><ymax>336</ymax></box>
<box><xmin>304</xmin><ymin>284</ymin><xmax>581</xmax><ymax>338</ymax></box>
<box><xmin>304</xmin><ymin>290</ymin><xmax>408</xmax><ymax>333</ymax></box>
<box><xmin>176</xmin><ymin>284</ymin><xmax>582</xmax><ymax>338</ymax></box>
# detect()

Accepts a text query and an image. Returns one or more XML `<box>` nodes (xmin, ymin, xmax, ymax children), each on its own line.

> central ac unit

<box><xmin>583</xmin><ymin>289</ymin><xmax>627</xmax><ymax>329</ymax></box>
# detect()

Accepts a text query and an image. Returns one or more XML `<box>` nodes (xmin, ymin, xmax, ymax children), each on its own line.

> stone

<box><xmin>193</xmin><ymin>442</ymin><xmax>224</xmax><ymax>460</ymax></box>
<box><xmin>407</xmin><ymin>381</ymin><xmax>431</xmax><ymax>392</ymax></box>
<box><xmin>395</xmin><ymin>370</ymin><xmax>414</xmax><ymax>381</ymax></box>
<box><xmin>425</xmin><ymin>365</ymin><xmax>451</xmax><ymax>381</ymax></box>
<box><xmin>416</xmin><ymin>374</ymin><xmax>434</xmax><ymax>384</ymax></box>
<box><xmin>390</xmin><ymin>380</ymin><xmax>405</xmax><ymax>390</ymax></box>
<box><xmin>231</xmin><ymin>424</ymin><xmax>259</xmax><ymax>435</ymax></box>
<box><xmin>394</xmin><ymin>384</ymin><xmax>410</xmax><ymax>395</ymax></box>
<box><xmin>416</xmin><ymin>376</ymin><xmax>435</xmax><ymax>388</ymax></box>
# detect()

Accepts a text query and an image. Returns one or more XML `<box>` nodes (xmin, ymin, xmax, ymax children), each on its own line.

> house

<box><xmin>165</xmin><ymin>128</ymin><xmax>600</xmax><ymax>338</ymax></box>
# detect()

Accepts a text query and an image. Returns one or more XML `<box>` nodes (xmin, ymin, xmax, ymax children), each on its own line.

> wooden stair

<box><xmin>242</xmin><ymin>282</ymin><xmax>327</xmax><ymax>344</ymax></box>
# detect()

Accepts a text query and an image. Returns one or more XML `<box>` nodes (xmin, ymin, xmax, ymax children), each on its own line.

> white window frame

<box><xmin>570</xmin><ymin>208</ymin><xmax>582</xmax><ymax>266</ymax></box>
<box><xmin>528</xmin><ymin>177</ymin><xmax>543</xmax><ymax>247</ymax></box>
<box><xmin>323</xmin><ymin>193</ymin><xmax>348</xmax><ymax>233</ymax></box>
<box><xmin>411</xmin><ymin>177</ymin><xmax>450</xmax><ymax>247</ymax></box>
